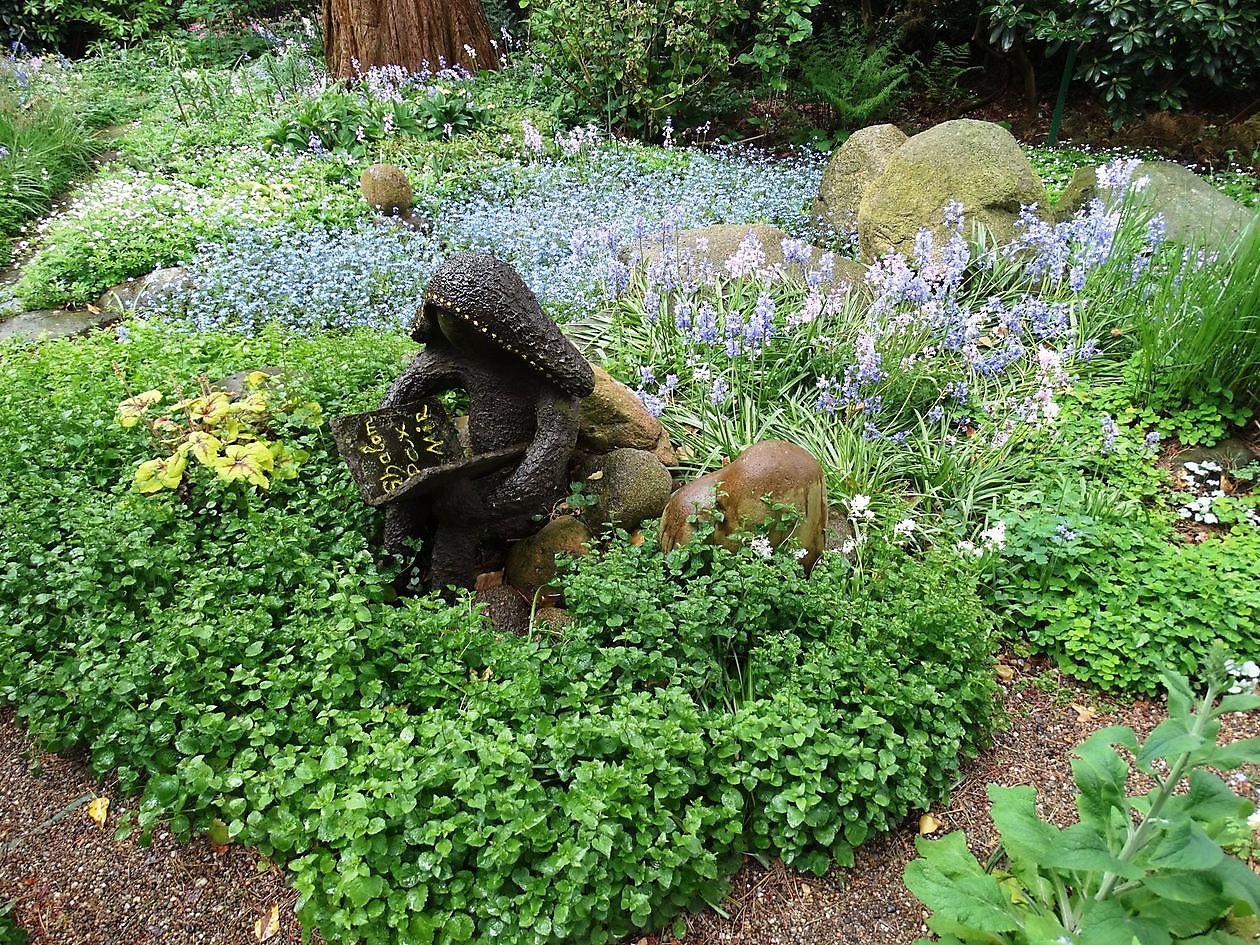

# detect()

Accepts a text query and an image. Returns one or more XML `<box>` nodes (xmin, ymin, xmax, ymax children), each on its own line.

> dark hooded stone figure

<box><xmin>381</xmin><ymin>252</ymin><xmax>595</xmax><ymax>594</ymax></box>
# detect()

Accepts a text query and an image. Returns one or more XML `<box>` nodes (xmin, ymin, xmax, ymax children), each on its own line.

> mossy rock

<box><xmin>812</xmin><ymin>123</ymin><xmax>907</xmax><ymax>232</ymax></box>
<box><xmin>1055</xmin><ymin>159</ymin><xmax>1258</xmax><ymax>251</ymax></box>
<box><xmin>858</xmin><ymin>119</ymin><xmax>1047</xmax><ymax>260</ymax></box>
<box><xmin>360</xmin><ymin>163</ymin><xmax>413</xmax><ymax>216</ymax></box>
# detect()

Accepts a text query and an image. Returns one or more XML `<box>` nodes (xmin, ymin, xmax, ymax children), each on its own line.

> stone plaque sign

<box><xmin>332</xmin><ymin>399</ymin><xmax>528</xmax><ymax>507</ymax></box>
<box><xmin>331</xmin><ymin>398</ymin><xmax>460</xmax><ymax>506</ymax></box>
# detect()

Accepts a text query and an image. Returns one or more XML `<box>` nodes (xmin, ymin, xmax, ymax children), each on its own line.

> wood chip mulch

<box><xmin>2</xmin><ymin>656</ymin><xmax>1257</xmax><ymax>945</ymax></box>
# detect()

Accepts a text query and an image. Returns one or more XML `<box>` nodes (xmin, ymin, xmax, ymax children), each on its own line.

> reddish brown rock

<box><xmin>659</xmin><ymin>440</ymin><xmax>827</xmax><ymax>572</ymax></box>
<box><xmin>577</xmin><ymin>365</ymin><xmax>677</xmax><ymax>466</ymax></box>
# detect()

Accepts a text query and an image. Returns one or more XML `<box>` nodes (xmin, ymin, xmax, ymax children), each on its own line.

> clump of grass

<box><xmin>1129</xmin><ymin>220</ymin><xmax>1260</xmax><ymax>410</ymax></box>
<box><xmin>0</xmin><ymin>92</ymin><xmax>97</xmax><ymax>241</ymax></box>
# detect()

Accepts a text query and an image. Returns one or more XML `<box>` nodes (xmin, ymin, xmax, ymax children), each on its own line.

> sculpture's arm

<box><xmin>484</xmin><ymin>386</ymin><xmax>580</xmax><ymax>515</ymax></box>
<box><xmin>380</xmin><ymin>350</ymin><xmax>463</xmax><ymax>408</ymax></box>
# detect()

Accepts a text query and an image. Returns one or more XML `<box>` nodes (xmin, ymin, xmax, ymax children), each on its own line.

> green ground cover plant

<box><xmin>0</xmin><ymin>321</ymin><xmax>1000</xmax><ymax>945</ymax></box>
<box><xmin>0</xmin><ymin>51</ymin><xmax>141</xmax><ymax>256</ymax></box>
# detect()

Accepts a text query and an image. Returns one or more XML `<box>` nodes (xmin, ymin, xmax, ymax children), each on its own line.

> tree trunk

<box><xmin>323</xmin><ymin>0</ymin><xmax>498</xmax><ymax>79</ymax></box>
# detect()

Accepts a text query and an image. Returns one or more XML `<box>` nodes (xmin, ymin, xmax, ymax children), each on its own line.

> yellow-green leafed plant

<box><xmin>115</xmin><ymin>370</ymin><xmax>321</xmax><ymax>494</ymax></box>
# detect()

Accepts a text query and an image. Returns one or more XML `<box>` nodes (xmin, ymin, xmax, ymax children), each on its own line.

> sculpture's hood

<box><xmin>416</xmin><ymin>252</ymin><xmax>595</xmax><ymax>399</ymax></box>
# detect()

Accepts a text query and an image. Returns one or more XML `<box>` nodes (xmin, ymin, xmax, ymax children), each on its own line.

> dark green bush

<box><xmin>522</xmin><ymin>0</ymin><xmax>819</xmax><ymax>135</ymax></box>
<box><xmin>0</xmin><ymin>322</ymin><xmax>999</xmax><ymax>944</ymax></box>
<box><xmin>984</xmin><ymin>0</ymin><xmax>1259</xmax><ymax>123</ymax></box>
<box><xmin>3</xmin><ymin>0</ymin><xmax>177</xmax><ymax>52</ymax></box>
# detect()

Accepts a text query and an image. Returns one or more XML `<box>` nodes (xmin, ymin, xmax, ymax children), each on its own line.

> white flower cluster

<box><xmin>957</xmin><ymin>520</ymin><xmax>1007</xmax><ymax>557</ymax></box>
<box><xmin>845</xmin><ymin>494</ymin><xmax>874</xmax><ymax>521</ymax></box>
<box><xmin>1225</xmin><ymin>658</ymin><xmax>1260</xmax><ymax>695</ymax></box>
<box><xmin>1176</xmin><ymin>460</ymin><xmax>1260</xmax><ymax>528</ymax></box>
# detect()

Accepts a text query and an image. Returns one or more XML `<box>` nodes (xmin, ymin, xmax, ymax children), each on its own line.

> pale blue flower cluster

<box><xmin>147</xmin><ymin>221</ymin><xmax>433</xmax><ymax>333</ymax></box>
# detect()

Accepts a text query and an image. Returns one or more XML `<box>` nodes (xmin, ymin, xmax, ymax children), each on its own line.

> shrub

<box><xmin>2</xmin><ymin>0</ymin><xmax>177</xmax><ymax>52</ymax></box>
<box><xmin>0</xmin><ymin>322</ymin><xmax>999</xmax><ymax>945</ymax></box>
<box><xmin>522</xmin><ymin>0</ymin><xmax>819</xmax><ymax>135</ymax></box>
<box><xmin>984</xmin><ymin>0</ymin><xmax>1260</xmax><ymax>124</ymax></box>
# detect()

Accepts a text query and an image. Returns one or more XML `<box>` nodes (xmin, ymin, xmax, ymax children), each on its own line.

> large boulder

<box><xmin>1055</xmin><ymin>160</ymin><xmax>1257</xmax><ymax>251</ymax></box>
<box><xmin>578</xmin><ymin>365</ymin><xmax>677</xmax><ymax>466</ymax></box>
<box><xmin>504</xmin><ymin>516</ymin><xmax>592</xmax><ymax>596</ymax></box>
<box><xmin>578</xmin><ymin>447</ymin><xmax>673</xmax><ymax>535</ymax></box>
<box><xmin>812</xmin><ymin>124</ymin><xmax>908</xmax><ymax>233</ymax></box>
<box><xmin>858</xmin><ymin>119</ymin><xmax>1048</xmax><ymax>261</ymax></box>
<box><xmin>659</xmin><ymin>440</ymin><xmax>827</xmax><ymax>572</ymax></box>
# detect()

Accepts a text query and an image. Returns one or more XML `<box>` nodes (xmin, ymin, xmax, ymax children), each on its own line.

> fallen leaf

<box><xmin>1221</xmin><ymin>475</ymin><xmax>1234</xmax><ymax>494</ymax></box>
<box><xmin>86</xmin><ymin>796</ymin><xmax>109</xmax><ymax>827</ymax></box>
<box><xmin>1070</xmin><ymin>703</ymin><xmax>1098</xmax><ymax>724</ymax></box>
<box><xmin>629</xmin><ymin>530</ymin><xmax>645</xmax><ymax>547</ymax></box>
<box><xmin>86</xmin><ymin>304</ymin><xmax>102</xmax><ymax>314</ymax></box>
<box><xmin>918</xmin><ymin>813</ymin><xmax>943</xmax><ymax>835</ymax></box>
<box><xmin>1110</xmin><ymin>327</ymin><xmax>1125</xmax><ymax>337</ymax></box>
<box><xmin>586</xmin><ymin>470</ymin><xmax>604</xmax><ymax>481</ymax></box>
<box><xmin>996</xmin><ymin>664</ymin><xmax>1015</xmax><ymax>682</ymax></box>
<box><xmin>976</xmin><ymin>335</ymin><xmax>995</xmax><ymax>348</ymax></box>
<box><xmin>255</xmin><ymin>904</ymin><xmax>280</xmax><ymax>942</ymax></box>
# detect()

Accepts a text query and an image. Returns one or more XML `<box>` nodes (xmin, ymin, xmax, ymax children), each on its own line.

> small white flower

<box><xmin>893</xmin><ymin>518</ymin><xmax>917</xmax><ymax>540</ymax></box>
<box><xmin>846</xmin><ymin>494</ymin><xmax>874</xmax><ymax>521</ymax></box>
<box><xmin>793</xmin><ymin>547</ymin><xmax>809</xmax><ymax>560</ymax></box>
<box><xmin>979</xmin><ymin>520</ymin><xmax>1007</xmax><ymax>551</ymax></box>
<box><xmin>749</xmin><ymin>536</ymin><xmax>774</xmax><ymax>558</ymax></box>
<box><xmin>1249</xmin><ymin>810</ymin><xmax>1260</xmax><ymax>832</ymax></box>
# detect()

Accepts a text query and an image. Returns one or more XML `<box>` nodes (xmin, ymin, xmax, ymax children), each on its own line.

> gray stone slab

<box><xmin>0</xmin><ymin>308</ymin><xmax>119</xmax><ymax>343</ymax></box>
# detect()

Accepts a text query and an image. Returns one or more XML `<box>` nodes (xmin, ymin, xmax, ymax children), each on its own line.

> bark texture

<box><xmin>322</xmin><ymin>0</ymin><xmax>497</xmax><ymax>78</ymax></box>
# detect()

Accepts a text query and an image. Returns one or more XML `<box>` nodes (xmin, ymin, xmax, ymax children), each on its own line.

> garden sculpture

<box><xmin>332</xmin><ymin>252</ymin><xmax>595</xmax><ymax>594</ymax></box>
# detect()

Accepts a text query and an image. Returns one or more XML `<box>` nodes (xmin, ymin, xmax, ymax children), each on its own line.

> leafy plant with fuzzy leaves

<box><xmin>905</xmin><ymin>648</ymin><xmax>1260</xmax><ymax>943</ymax></box>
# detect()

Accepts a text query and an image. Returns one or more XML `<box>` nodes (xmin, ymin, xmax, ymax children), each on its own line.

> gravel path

<box><xmin>2</xmin><ymin>656</ymin><xmax>1256</xmax><ymax>945</ymax></box>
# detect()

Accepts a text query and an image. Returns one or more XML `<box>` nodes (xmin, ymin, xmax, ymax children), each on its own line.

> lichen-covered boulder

<box><xmin>659</xmin><ymin>440</ymin><xmax>827</xmax><ymax>572</ymax></box>
<box><xmin>360</xmin><ymin>163</ymin><xmax>413</xmax><ymax>216</ymax></box>
<box><xmin>504</xmin><ymin>516</ymin><xmax>592</xmax><ymax>595</ymax></box>
<box><xmin>578</xmin><ymin>365</ymin><xmax>677</xmax><ymax>466</ymax></box>
<box><xmin>812</xmin><ymin>123</ymin><xmax>908</xmax><ymax>232</ymax></box>
<box><xmin>1055</xmin><ymin>160</ymin><xmax>1257</xmax><ymax>251</ymax></box>
<box><xmin>858</xmin><ymin>119</ymin><xmax>1048</xmax><ymax>260</ymax></box>
<box><xmin>578</xmin><ymin>448</ymin><xmax>673</xmax><ymax>535</ymax></box>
